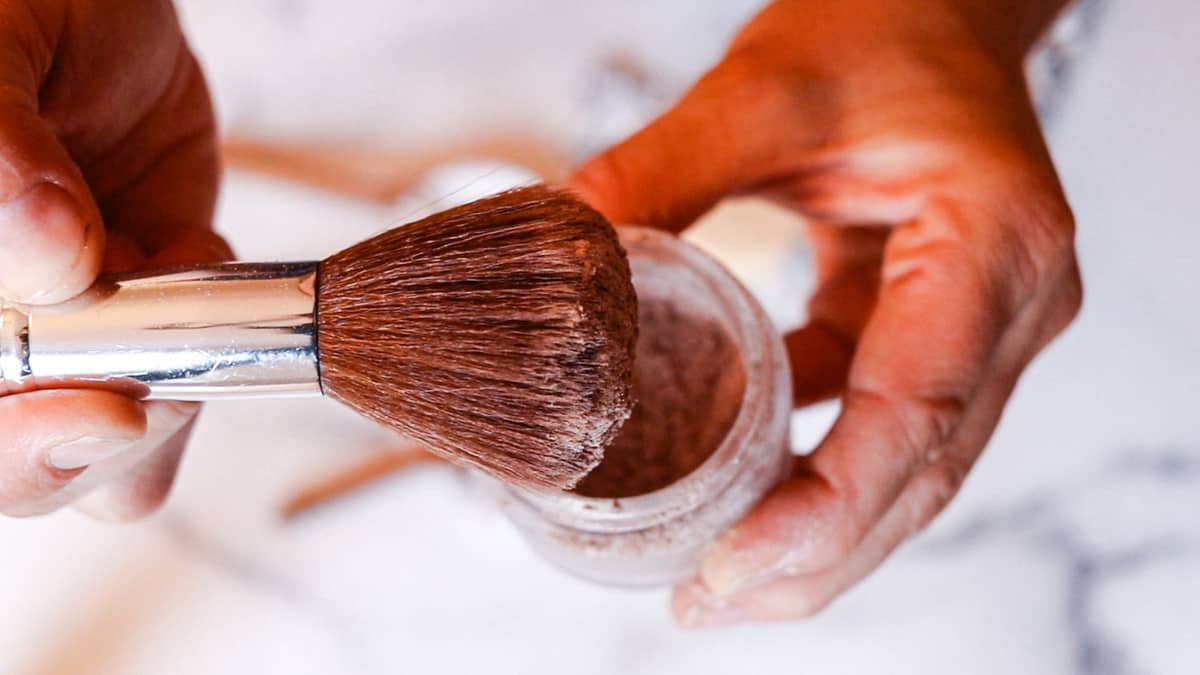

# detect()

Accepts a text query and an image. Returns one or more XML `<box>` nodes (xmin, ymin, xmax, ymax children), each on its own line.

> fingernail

<box><xmin>701</xmin><ymin>536</ymin><xmax>789</xmax><ymax>597</ymax></box>
<box><xmin>680</xmin><ymin>596</ymin><xmax>747</xmax><ymax>629</ymax></box>
<box><xmin>682</xmin><ymin>604</ymin><xmax>747</xmax><ymax>629</ymax></box>
<box><xmin>0</xmin><ymin>183</ymin><xmax>90</xmax><ymax>302</ymax></box>
<box><xmin>47</xmin><ymin>436</ymin><xmax>136</xmax><ymax>471</ymax></box>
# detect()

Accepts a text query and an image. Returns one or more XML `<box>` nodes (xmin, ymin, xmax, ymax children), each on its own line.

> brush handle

<box><xmin>0</xmin><ymin>262</ymin><xmax>321</xmax><ymax>399</ymax></box>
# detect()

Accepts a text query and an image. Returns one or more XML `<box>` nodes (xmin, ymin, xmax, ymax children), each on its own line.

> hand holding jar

<box><xmin>571</xmin><ymin>0</ymin><xmax>1083</xmax><ymax>626</ymax></box>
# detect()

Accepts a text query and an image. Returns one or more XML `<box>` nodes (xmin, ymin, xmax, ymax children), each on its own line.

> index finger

<box><xmin>83</xmin><ymin>50</ymin><xmax>229</xmax><ymax>267</ymax></box>
<box><xmin>568</xmin><ymin>53</ymin><xmax>826</xmax><ymax>232</ymax></box>
<box><xmin>699</xmin><ymin>196</ymin><xmax>1035</xmax><ymax>595</ymax></box>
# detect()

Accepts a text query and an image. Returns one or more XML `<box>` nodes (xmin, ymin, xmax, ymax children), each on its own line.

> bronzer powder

<box><xmin>495</xmin><ymin>227</ymin><xmax>791</xmax><ymax>587</ymax></box>
<box><xmin>574</xmin><ymin>297</ymin><xmax>746</xmax><ymax>498</ymax></box>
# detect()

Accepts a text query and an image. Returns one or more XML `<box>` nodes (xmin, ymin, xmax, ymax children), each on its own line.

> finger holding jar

<box><xmin>572</xmin><ymin>0</ymin><xmax>1082</xmax><ymax>626</ymax></box>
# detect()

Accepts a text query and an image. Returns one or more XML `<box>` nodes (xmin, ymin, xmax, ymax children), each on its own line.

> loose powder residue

<box><xmin>573</xmin><ymin>297</ymin><xmax>747</xmax><ymax>498</ymax></box>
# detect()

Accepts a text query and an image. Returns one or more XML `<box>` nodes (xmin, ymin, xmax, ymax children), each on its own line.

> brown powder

<box><xmin>573</xmin><ymin>297</ymin><xmax>746</xmax><ymax>498</ymax></box>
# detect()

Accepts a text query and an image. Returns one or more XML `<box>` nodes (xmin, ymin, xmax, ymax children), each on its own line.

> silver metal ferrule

<box><xmin>0</xmin><ymin>262</ymin><xmax>320</xmax><ymax>399</ymax></box>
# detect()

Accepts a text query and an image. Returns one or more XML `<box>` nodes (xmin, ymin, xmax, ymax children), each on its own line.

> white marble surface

<box><xmin>2</xmin><ymin>1</ymin><xmax>1199</xmax><ymax>673</ymax></box>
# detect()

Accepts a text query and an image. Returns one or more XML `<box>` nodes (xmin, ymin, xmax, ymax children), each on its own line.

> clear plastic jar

<box><xmin>494</xmin><ymin>226</ymin><xmax>792</xmax><ymax>587</ymax></box>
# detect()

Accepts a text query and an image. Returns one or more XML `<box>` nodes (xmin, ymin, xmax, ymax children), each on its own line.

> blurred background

<box><xmin>2</xmin><ymin>1</ymin><xmax>1198</xmax><ymax>673</ymax></box>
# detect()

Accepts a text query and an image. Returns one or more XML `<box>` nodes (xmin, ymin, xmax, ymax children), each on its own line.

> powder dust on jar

<box><xmin>494</xmin><ymin>226</ymin><xmax>792</xmax><ymax>587</ymax></box>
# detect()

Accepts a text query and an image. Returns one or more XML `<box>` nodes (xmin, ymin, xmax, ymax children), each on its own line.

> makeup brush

<box><xmin>0</xmin><ymin>186</ymin><xmax>637</xmax><ymax>489</ymax></box>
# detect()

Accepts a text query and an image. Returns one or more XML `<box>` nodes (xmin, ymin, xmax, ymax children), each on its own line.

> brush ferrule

<box><xmin>0</xmin><ymin>262</ymin><xmax>321</xmax><ymax>399</ymax></box>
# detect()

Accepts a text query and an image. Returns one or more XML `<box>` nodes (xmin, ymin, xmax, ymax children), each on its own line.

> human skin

<box><xmin>0</xmin><ymin>1</ymin><xmax>228</xmax><ymax>519</ymax></box>
<box><xmin>570</xmin><ymin>0</ymin><xmax>1081</xmax><ymax>626</ymax></box>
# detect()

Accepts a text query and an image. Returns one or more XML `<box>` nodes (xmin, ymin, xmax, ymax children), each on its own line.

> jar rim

<box><xmin>507</xmin><ymin>226</ymin><xmax>789</xmax><ymax>533</ymax></box>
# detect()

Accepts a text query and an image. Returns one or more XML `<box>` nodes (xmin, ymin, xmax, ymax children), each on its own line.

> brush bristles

<box><xmin>317</xmin><ymin>185</ymin><xmax>636</xmax><ymax>489</ymax></box>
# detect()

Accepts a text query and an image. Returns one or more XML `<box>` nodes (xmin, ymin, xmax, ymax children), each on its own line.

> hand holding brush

<box><xmin>0</xmin><ymin>0</ymin><xmax>229</xmax><ymax>519</ymax></box>
<box><xmin>1</xmin><ymin>186</ymin><xmax>637</xmax><ymax>516</ymax></box>
<box><xmin>0</xmin><ymin>2</ymin><xmax>638</xmax><ymax>520</ymax></box>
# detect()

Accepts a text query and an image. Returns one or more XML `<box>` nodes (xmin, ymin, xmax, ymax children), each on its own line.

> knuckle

<box><xmin>1052</xmin><ymin>258</ymin><xmax>1084</xmax><ymax>330</ymax></box>
<box><xmin>932</xmin><ymin>145</ymin><xmax>1079</xmax><ymax>318</ymax></box>
<box><xmin>992</xmin><ymin>182</ymin><xmax>1079</xmax><ymax>304</ymax></box>
<box><xmin>707</xmin><ymin>53</ymin><xmax>786</xmax><ymax>102</ymax></box>
<box><xmin>906</xmin><ymin>394</ymin><xmax>969</xmax><ymax>461</ymax></box>
<box><xmin>1062</xmin><ymin>261</ymin><xmax>1084</xmax><ymax>319</ymax></box>
<box><xmin>993</xmin><ymin>194</ymin><xmax>1083</xmax><ymax>340</ymax></box>
<box><xmin>821</xmin><ymin>517</ymin><xmax>866</xmax><ymax>564</ymax></box>
<box><xmin>909</xmin><ymin>461</ymin><xmax>968</xmax><ymax>534</ymax></box>
<box><xmin>846</xmin><ymin>387</ymin><xmax>969</xmax><ymax>466</ymax></box>
<box><xmin>883</xmin><ymin>211</ymin><xmax>991</xmax><ymax>308</ymax></box>
<box><xmin>701</xmin><ymin>50</ymin><xmax>831</xmax><ymax>145</ymax></box>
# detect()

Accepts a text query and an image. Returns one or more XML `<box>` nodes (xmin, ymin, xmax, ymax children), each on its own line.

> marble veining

<box><xmin>919</xmin><ymin>450</ymin><xmax>1200</xmax><ymax>675</ymax></box>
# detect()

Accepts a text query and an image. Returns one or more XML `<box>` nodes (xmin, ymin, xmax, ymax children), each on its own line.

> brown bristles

<box><xmin>317</xmin><ymin>185</ymin><xmax>637</xmax><ymax>489</ymax></box>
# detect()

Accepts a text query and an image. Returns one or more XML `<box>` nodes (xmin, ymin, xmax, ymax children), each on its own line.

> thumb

<box><xmin>0</xmin><ymin>96</ymin><xmax>105</xmax><ymax>304</ymax></box>
<box><xmin>568</xmin><ymin>66</ymin><xmax>760</xmax><ymax>233</ymax></box>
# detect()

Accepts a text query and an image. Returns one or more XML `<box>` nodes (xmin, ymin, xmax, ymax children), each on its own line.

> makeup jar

<box><xmin>494</xmin><ymin>226</ymin><xmax>792</xmax><ymax>587</ymax></box>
